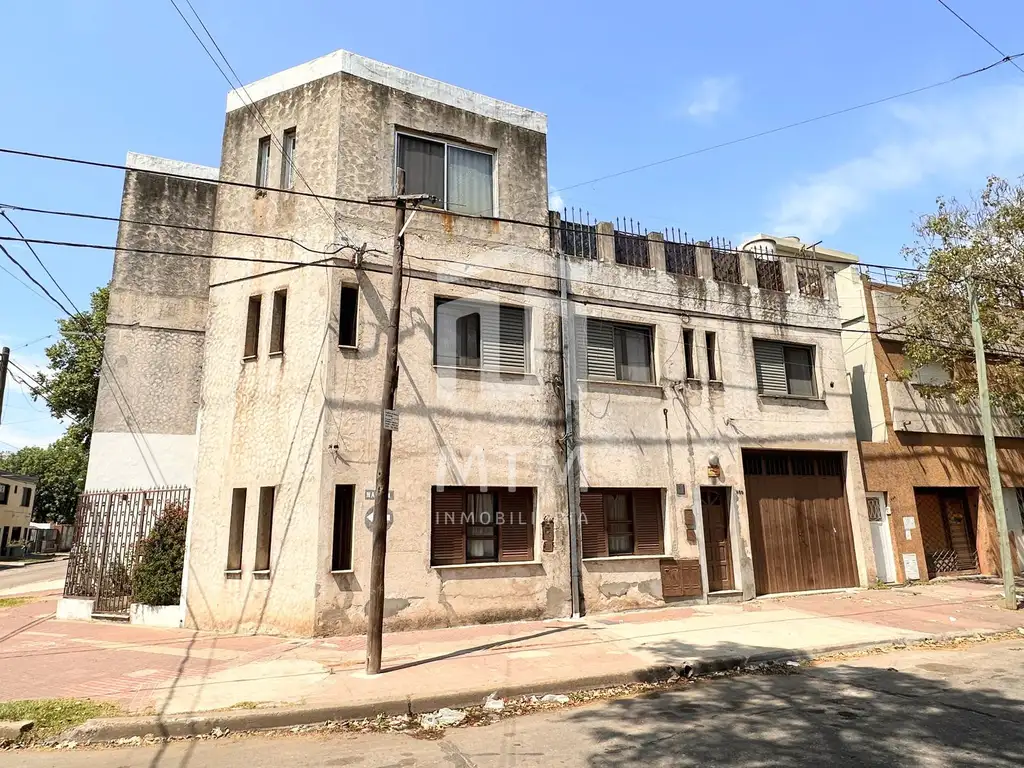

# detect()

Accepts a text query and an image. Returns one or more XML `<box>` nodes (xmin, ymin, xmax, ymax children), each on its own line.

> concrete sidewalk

<box><xmin>1</xmin><ymin>579</ymin><xmax>1021</xmax><ymax>729</ymax></box>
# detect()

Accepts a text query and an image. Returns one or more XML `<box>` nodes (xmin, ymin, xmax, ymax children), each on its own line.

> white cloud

<box><xmin>549</xmin><ymin>192</ymin><xmax>564</xmax><ymax>212</ymax></box>
<box><xmin>768</xmin><ymin>85</ymin><xmax>1024</xmax><ymax>238</ymax></box>
<box><xmin>684</xmin><ymin>76</ymin><xmax>738</xmax><ymax>119</ymax></box>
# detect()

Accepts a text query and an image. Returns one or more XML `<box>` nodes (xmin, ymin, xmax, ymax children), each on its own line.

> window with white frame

<box><xmin>396</xmin><ymin>133</ymin><xmax>494</xmax><ymax>216</ymax></box>
<box><xmin>434</xmin><ymin>298</ymin><xmax>527</xmax><ymax>372</ymax></box>
<box><xmin>754</xmin><ymin>340</ymin><xmax>816</xmax><ymax>397</ymax></box>
<box><xmin>578</xmin><ymin>319</ymin><xmax>654</xmax><ymax>383</ymax></box>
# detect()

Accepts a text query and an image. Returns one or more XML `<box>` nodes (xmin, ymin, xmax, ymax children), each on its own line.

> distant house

<box><xmin>0</xmin><ymin>472</ymin><xmax>37</xmax><ymax>558</ymax></box>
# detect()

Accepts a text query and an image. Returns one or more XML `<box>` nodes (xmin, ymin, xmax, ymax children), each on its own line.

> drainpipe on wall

<box><xmin>556</xmin><ymin>224</ymin><xmax>584</xmax><ymax>618</ymax></box>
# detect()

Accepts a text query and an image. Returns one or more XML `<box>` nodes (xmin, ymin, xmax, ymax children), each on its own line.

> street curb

<box><xmin>0</xmin><ymin>721</ymin><xmax>33</xmax><ymax>740</ymax></box>
<box><xmin>61</xmin><ymin>627</ymin><xmax>1016</xmax><ymax>743</ymax></box>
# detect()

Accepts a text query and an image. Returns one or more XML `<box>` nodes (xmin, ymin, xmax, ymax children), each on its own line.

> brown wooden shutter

<box><xmin>632</xmin><ymin>489</ymin><xmax>664</xmax><ymax>556</ymax></box>
<box><xmin>498</xmin><ymin>488</ymin><xmax>534</xmax><ymax>562</ymax></box>
<box><xmin>580</xmin><ymin>491</ymin><xmax>608</xmax><ymax>559</ymax></box>
<box><xmin>431</xmin><ymin>488</ymin><xmax>466</xmax><ymax>566</ymax></box>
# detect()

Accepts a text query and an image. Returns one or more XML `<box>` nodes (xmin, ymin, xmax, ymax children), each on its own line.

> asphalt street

<box><xmin>0</xmin><ymin>557</ymin><xmax>67</xmax><ymax>596</ymax></box>
<box><xmin>10</xmin><ymin>637</ymin><xmax>1024</xmax><ymax>767</ymax></box>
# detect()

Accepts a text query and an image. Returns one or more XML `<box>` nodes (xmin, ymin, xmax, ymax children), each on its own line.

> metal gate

<box><xmin>64</xmin><ymin>487</ymin><xmax>190</xmax><ymax>615</ymax></box>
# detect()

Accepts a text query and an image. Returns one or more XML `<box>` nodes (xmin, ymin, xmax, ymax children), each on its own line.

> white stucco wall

<box><xmin>85</xmin><ymin>432</ymin><xmax>197</xmax><ymax>490</ymax></box>
<box><xmin>834</xmin><ymin>264</ymin><xmax>887</xmax><ymax>442</ymax></box>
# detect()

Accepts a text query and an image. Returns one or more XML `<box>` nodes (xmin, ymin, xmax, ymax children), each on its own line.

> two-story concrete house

<box><xmin>86</xmin><ymin>50</ymin><xmax>876</xmax><ymax>635</ymax></box>
<box><xmin>0</xmin><ymin>471</ymin><xmax>36</xmax><ymax>557</ymax></box>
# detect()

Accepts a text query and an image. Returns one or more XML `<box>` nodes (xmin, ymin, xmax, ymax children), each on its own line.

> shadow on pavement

<box><xmin>566</xmin><ymin>637</ymin><xmax>1024</xmax><ymax>767</ymax></box>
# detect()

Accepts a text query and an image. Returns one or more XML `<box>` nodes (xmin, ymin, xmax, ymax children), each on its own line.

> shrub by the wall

<box><xmin>131</xmin><ymin>503</ymin><xmax>187</xmax><ymax>606</ymax></box>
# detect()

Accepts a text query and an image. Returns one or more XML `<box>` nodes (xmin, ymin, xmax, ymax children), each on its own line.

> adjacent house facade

<box><xmin>0</xmin><ymin>471</ymin><xmax>36</xmax><ymax>558</ymax></box>
<box><xmin>840</xmin><ymin>277</ymin><xmax>1024</xmax><ymax>583</ymax></box>
<box><xmin>86</xmin><ymin>50</ymin><xmax>878</xmax><ymax>636</ymax></box>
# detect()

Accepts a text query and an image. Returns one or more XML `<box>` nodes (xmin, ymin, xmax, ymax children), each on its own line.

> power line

<box><xmin>0</xmin><ymin>242</ymin><xmax>76</xmax><ymax>318</ymax></box>
<box><xmin>1</xmin><ymin>229</ymin><xmax>1012</xmax><ymax>361</ymax></box>
<box><xmin>0</xmin><ymin>197</ymin><xmax>933</xmax><ymax>281</ymax></box>
<box><xmin>167</xmin><ymin>0</ymin><xmax>345</xmax><ymax>244</ymax></box>
<box><xmin>935</xmin><ymin>0</ymin><xmax>1024</xmax><ymax>76</ymax></box>
<box><xmin>550</xmin><ymin>51</ymin><xmax>1023</xmax><ymax>193</ymax></box>
<box><xmin>0</xmin><ymin>210</ymin><xmax>83</xmax><ymax>316</ymax></box>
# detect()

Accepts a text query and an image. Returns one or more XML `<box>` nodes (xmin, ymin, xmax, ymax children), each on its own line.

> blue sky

<box><xmin>2</xmin><ymin>0</ymin><xmax>1024</xmax><ymax>448</ymax></box>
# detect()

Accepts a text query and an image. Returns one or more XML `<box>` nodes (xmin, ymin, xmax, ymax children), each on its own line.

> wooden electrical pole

<box><xmin>365</xmin><ymin>170</ymin><xmax>431</xmax><ymax>674</ymax></box>
<box><xmin>968</xmin><ymin>280</ymin><xmax>1018</xmax><ymax>610</ymax></box>
<box><xmin>0</xmin><ymin>346</ymin><xmax>9</xmax><ymax>425</ymax></box>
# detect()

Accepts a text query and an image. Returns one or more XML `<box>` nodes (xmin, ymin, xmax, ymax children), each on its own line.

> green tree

<box><xmin>0</xmin><ymin>436</ymin><xmax>88</xmax><ymax>523</ymax></box>
<box><xmin>34</xmin><ymin>286</ymin><xmax>108</xmax><ymax>447</ymax></box>
<box><xmin>131</xmin><ymin>503</ymin><xmax>187</xmax><ymax>606</ymax></box>
<box><xmin>900</xmin><ymin>176</ymin><xmax>1024</xmax><ymax>417</ymax></box>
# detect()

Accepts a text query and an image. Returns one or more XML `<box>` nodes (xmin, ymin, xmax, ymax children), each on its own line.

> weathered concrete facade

<box><xmin>845</xmin><ymin>279</ymin><xmax>1024</xmax><ymax>581</ymax></box>
<box><xmin>95</xmin><ymin>50</ymin><xmax>876</xmax><ymax>636</ymax></box>
<box><xmin>86</xmin><ymin>153</ymin><xmax>218</xmax><ymax>491</ymax></box>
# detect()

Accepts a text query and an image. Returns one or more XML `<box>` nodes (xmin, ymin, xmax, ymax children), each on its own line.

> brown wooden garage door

<box><xmin>742</xmin><ymin>451</ymin><xmax>858</xmax><ymax>595</ymax></box>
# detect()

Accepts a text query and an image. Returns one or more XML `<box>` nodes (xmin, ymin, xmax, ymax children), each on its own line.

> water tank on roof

<box><xmin>743</xmin><ymin>237</ymin><xmax>777</xmax><ymax>254</ymax></box>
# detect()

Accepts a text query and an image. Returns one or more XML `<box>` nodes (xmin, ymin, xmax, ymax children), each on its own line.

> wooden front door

<box><xmin>701</xmin><ymin>487</ymin><xmax>734</xmax><ymax>592</ymax></box>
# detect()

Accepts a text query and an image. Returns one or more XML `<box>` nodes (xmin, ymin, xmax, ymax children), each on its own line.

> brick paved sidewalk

<box><xmin>1</xmin><ymin>579</ymin><xmax>1020</xmax><ymax>717</ymax></box>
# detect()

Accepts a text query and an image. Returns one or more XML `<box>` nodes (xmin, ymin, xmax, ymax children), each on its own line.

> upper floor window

<box><xmin>434</xmin><ymin>298</ymin><xmax>527</xmax><ymax>373</ymax></box>
<box><xmin>579</xmin><ymin>319</ymin><xmax>654</xmax><ymax>384</ymax></box>
<box><xmin>281</xmin><ymin>128</ymin><xmax>297</xmax><ymax>189</ymax></box>
<box><xmin>754</xmin><ymin>340</ymin><xmax>816</xmax><ymax>398</ymax></box>
<box><xmin>256</xmin><ymin>136</ymin><xmax>271</xmax><ymax>188</ymax></box>
<box><xmin>0</xmin><ymin>483</ymin><xmax>9</xmax><ymax>505</ymax></box>
<box><xmin>20</xmin><ymin>487</ymin><xmax>32</xmax><ymax>507</ymax></box>
<box><xmin>396</xmin><ymin>133</ymin><xmax>494</xmax><ymax>217</ymax></box>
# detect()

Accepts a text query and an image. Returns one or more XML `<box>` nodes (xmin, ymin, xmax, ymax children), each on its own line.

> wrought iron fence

<box><xmin>796</xmin><ymin>261</ymin><xmax>824</xmax><ymax>298</ymax></box>
<box><xmin>614</xmin><ymin>218</ymin><xmax>649</xmax><ymax>268</ymax></box>
<box><xmin>753</xmin><ymin>249</ymin><xmax>784</xmax><ymax>292</ymax></box>
<box><xmin>664</xmin><ymin>228</ymin><xmax>696</xmax><ymax>277</ymax></box>
<box><xmin>710</xmin><ymin>238</ymin><xmax>741</xmax><ymax>284</ymax></box>
<box><xmin>559</xmin><ymin>208</ymin><xmax>597</xmax><ymax>259</ymax></box>
<box><xmin>64</xmin><ymin>486</ymin><xmax>190</xmax><ymax>615</ymax></box>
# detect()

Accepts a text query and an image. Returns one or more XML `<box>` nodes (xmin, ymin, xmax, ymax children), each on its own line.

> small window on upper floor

<box><xmin>754</xmin><ymin>340</ymin><xmax>816</xmax><ymax>398</ymax></box>
<box><xmin>270</xmin><ymin>289</ymin><xmax>287</xmax><ymax>355</ymax></box>
<box><xmin>244</xmin><ymin>295</ymin><xmax>262</xmax><ymax>359</ymax></box>
<box><xmin>256</xmin><ymin>136</ymin><xmax>271</xmax><ymax>188</ymax></box>
<box><xmin>20</xmin><ymin>487</ymin><xmax>32</xmax><ymax>508</ymax></box>
<box><xmin>705</xmin><ymin>331</ymin><xmax>719</xmax><ymax>382</ymax></box>
<box><xmin>281</xmin><ymin>128</ymin><xmax>297</xmax><ymax>189</ymax></box>
<box><xmin>396</xmin><ymin>133</ymin><xmax>494</xmax><ymax>217</ymax></box>
<box><xmin>0</xmin><ymin>483</ymin><xmax>9</xmax><ymax>505</ymax></box>
<box><xmin>579</xmin><ymin>319</ymin><xmax>654</xmax><ymax>384</ymax></box>
<box><xmin>339</xmin><ymin>285</ymin><xmax>359</xmax><ymax>348</ymax></box>
<box><xmin>683</xmin><ymin>329</ymin><xmax>696</xmax><ymax>379</ymax></box>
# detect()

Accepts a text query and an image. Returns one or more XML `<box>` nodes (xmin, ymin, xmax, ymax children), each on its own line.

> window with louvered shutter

<box><xmin>435</xmin><ymin>298</ymin><xmax>527</xmax><ymax>373</ymax></box>
<box><xmin>498</xmin><ymin>489</ymin><xmax>534</xmax><ymax>562</ymax></box>
<box><xmin>632</xmin><ymin>489</ymin><xmax>664</xmax><ymax>555</ymax></box>
<box><xmin>431</xmin><ymin>489</ymin><xmax>466</xmax><ymax>566</ymax></box>
<box><xmin>584</xmin><ymin>319</ymin><xmax>616</xmax><ymax>379</ymax></box>
<box><xmin>754</xmin><ymin>340</ymin><xmax>816</xmax><ymax>397</ymax></box>
<box><xmin>582</xmin><ymin>489</ymin><xmax>664</xmax><ymax>559</ymax></box>
<box><xmin>580</xmin><ymin>492</ymin><xmax>608</xmax><ymax>558</ymax></box>
<box><xmin>754</xmin><ymin>340</ymin><xmax>788</xmax><ymax>396</ymax></box>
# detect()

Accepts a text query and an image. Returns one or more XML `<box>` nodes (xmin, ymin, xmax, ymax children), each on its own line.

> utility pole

<box><xmin>968</xmin><ymin>280</ymin><xmax>1018</xmax><ymax>610</ymax></box>
<box><xmin>365</xmin><ymin>170</ymin><xmax>431</xmax><ymax>674</ymax></box>
<box><xmin>555</xmin><ymin>220</ymin><xmax>584</xmax><ymax>617</ymax></box>
<box><xmin>0</xmin><ymin>346</ymin><xmax>8</xmax><ymax>425</ymax></box>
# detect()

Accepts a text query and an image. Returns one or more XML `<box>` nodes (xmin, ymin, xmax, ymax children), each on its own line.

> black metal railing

<box><xmin>559</xmin><ymin>208</ymin><xmax>597</xmax><ymax>259</ymax></box>
<box><xmin>614</xmin><ymin>218</ymin><xmax>649</xmax><ymax>268</ymax></box>
<box><xmin>664</xmin><ymin>227</ymin><xmax>696</xmax><ymax>277</ymax></box>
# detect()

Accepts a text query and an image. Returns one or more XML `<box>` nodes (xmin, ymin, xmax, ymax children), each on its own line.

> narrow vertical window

<box><xmin>254</xmin><ymin>486</ymin><xmax>275</xmax><ymax>572</ymax></box>
<box><xmin>332</xmin><ymin>485</ymin><xmax>355</xmax><ymax>571</ymax></box>
<box><xmin>339</xmin><ymin>285</ymin><xmax>359</xmax><ymax>347</ymax></box>
<box><xmin>244</xmin><ymin>295</ymin><xmax>262</xmax><ymax>359</ymax></box>
<box><xmin>226</xmin><ymin>488</ymin><xmax>246</xmax><ymax>571</ymax></box>
<box><xmin>20</xmin><ymin>487</ymin><xmax>32</xmax><ymax>508</ymax></box>
<box><xmin>705</xmin><ymin>331</ymin><xmax>719</xmax><ymax>382</ymax></box>
<box><xmin>683</xmin><ymin>329</ymin><xmax>695</xmax><ymax>379</ymax></box>
<box><xmin>256</xmin><ymin>136</ymin><xmax>271</xmax><ymax>188</ymax></box>
<box><xmin>280</xmin><ymin>128</ymin><xmax>297</xmax><ymax>189</ymax></box>
<box><xmin>270</xmin><ymin>289</ymin><xmax>287</xmax><ymax>355</ymax></box>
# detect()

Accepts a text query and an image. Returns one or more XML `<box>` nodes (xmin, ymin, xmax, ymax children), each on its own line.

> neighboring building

<box><xmin>0</xmin><ymin>472</ymin><xmax>36</xmax><ymax>557</ymax></box>
<box><xmin>86</xmin><ymin>50</ymin><xmax>877</xmax><ymax>636</ymax></box>
<box><xmin>841</xmin><ymin>277</ymin><xmax>1024</xmax><ymax>582</ymax></box>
